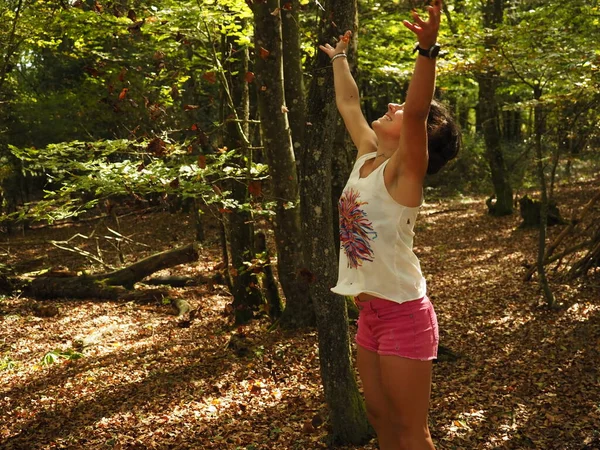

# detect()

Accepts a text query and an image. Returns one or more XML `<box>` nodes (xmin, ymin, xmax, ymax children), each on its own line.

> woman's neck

<box><xmin>375</xmin><ymin>138</ymin><xmax>398</xmax><ymax>160</ymax></box>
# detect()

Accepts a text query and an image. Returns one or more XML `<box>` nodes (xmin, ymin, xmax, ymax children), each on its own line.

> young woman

<box><xmin>320</xmin><ymin>1</ymin><xmax>460</xmax><ymax>449</ymax></box>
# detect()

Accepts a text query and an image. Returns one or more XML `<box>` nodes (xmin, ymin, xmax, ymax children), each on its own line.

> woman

<box><xmin>320</xmin><ymin>1</ymin><xmax>460</xmax><ymax>449</ymax></box>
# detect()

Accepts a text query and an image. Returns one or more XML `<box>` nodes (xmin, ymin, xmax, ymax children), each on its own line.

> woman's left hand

<box><xmin>402</xmin><ymin>0</ymin><xmax>442</xmax><ymax>49</ymax></box>
<box><xmin>319</xmin><ymin>30</ymin><xmax>352</xmax><ymax>59</ymax></box>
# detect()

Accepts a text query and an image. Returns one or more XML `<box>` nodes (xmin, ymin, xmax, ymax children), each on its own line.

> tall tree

<box><xmin>300</xmin><ymin>0</ymin><xmax>370</xmax><ymax>444</ymax></box>
<box><xmin>531</xmin><ymin>84</ymin><xmax>556</xmax><ymax>307</ymax></box>
<box><xmin>281</xmin><ymin>0</ymin><xmax>307</xmax><ymax>164</ymax></box>
<box><xmin>248</xmin><ymin>0</ymin><xmax>312</xmax><ymax>328</ymax></box>
<box><xmin>476</xmin><ymin>0</ymin><xmax>513</xmax><ymax>216</ymax></box>
<box><xmin>220</xmin><ymin>31</ymin><xmax>269</xmax><ymax>324</ymax></box>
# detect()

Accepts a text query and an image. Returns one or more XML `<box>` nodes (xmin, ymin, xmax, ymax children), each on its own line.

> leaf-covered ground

<box><xmin>1</xmin><ymin>180</ymin><xmax>599</xmax><ymax>450</ymax></box>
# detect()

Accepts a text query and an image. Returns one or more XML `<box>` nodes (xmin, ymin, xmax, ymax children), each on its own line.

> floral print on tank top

<box><xmin>338</xmin><ymin>188</ymin><xmax>378</xmax><ymax>268</ymax></box>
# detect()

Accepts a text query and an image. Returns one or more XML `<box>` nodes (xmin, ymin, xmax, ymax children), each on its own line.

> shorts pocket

<box><xmin>428</xmin><ymin>305</ymin><xmax>439</xmax><ymax>344</ymax></box>
<box><xmin>374</xmin><ymin>303</ymin><xmax>415</xmax><ymax>322</ymax></box>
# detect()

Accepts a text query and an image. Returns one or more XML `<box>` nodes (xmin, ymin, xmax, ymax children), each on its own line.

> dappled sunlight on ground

<box><xmin>2</xmin><ymin>181</ymin><xmax>600</xmax><ymax>449</ymax></box>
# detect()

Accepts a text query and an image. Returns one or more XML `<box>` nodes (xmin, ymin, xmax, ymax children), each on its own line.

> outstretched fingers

<box><xmin>403</xmin><ymin>0</ymin><xmax>442</xmax><ymax>37</ymax></box>
<box><xmin>318</xmin><ymin>30</ymin><xmax>351</xmax><ymax>58</ymax></box>
<box><xmin>428</xmin><ymin>2</ymin><xmax>442</xmax><ymax>25</ymax></box>
<box><xmin>411</xmin><ymin>9</ymin><xmax>427</xmax><ymax>27</ymax></box>
<box><xmin>402</xmin><ymin>20</ymin><xmax>421</xmax><ymax>33</ymax></box>
<box><xmin>431</xmin><ymin>0</ymin><xmax>443</xmax><ymax>20</ymax></box>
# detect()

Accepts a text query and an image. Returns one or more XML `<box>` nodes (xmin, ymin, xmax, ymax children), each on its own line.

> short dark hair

<box><xmin>426</xmin><ymin>99</ymin><xmax>461</xmax><ymax>175</ymax></box>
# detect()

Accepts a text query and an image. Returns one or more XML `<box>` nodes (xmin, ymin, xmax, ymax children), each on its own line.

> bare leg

<box><xmin>379</xmin><ymin>355</ymin><xmax>435</xmax><ymax>450</ymax></box>
<box><xmin>356</xmin><ymin>346</ymin><xmax>398</xmax><ymax>450</ymax></box>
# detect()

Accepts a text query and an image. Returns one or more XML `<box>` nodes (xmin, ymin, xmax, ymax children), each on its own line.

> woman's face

<box><xmin>372</xmin><ymin>103</ymin><xmax>404</xmax><ymax>137</ymax></box>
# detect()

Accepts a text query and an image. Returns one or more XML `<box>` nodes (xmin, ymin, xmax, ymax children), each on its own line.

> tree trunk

<box><xmin>221</xmin><ymin>32</ymin><xmax>265</xmax><ymax>325</ymax></box>
<box><xmin>0</xmin><ymin>0</ymin><xmax>24</xmax><ymax>92</ymax></box>
<box><xmin>183</xmin><ymin>42</ymin><xmax>206</xmax><ymax>244</ymax></box>
<box><xmin>256</xmin><ymin>231</ymin><xmax>283</xmax><ymax>319</ymax></box>
<box><xmin>301</xmin><ymin>0</ymin><xmax>370</xmax><ymax>444</ymax></box>
<box><xmin>29</xmin><ymin>243</ymin><xmax>200</xmax><ymax>299</ymax></box>
<box><xmin>533</xmin><ymin>87</ymin><xmax>556</xmax><ymax>308</ymax></box>
<box><xmin>250</xmin><ymin>0</ymin><xmax>313</xmax><ymax>328</ymax></box>
<box><xmin>549</xmin><ymin>119</ymin><xmax>561</xmax><ymax>200</ymax></box>
<box><xmin>281</xmin><ymin>0</ymin><xmax>307</xmax><ymax>166</ymax></box>
<box><xmin>477</xmin><ymin>72</ymin><xmax>513</xmax><ymax>216</ymax></box>
<box><xmin>477</xmin><ymin>0</ymin><xmax>513</xmax><ymax>216</ymax></box>
<box><xmin>191</xmin><ymin>199</ymin><xmax>205</xmax><ymax>242</ymax></box>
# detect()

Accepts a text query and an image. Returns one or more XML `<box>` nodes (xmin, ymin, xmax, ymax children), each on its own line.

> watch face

<box><xmin>430</xmin><ymin>45</ymin><xmax>441</xmax><ymax>58</ymax></box>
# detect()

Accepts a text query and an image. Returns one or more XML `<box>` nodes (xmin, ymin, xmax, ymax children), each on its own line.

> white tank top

<box><xmin>330</xmin><ymin>152</ymin><xmax>427</xmax><ymax>304</ymax></box>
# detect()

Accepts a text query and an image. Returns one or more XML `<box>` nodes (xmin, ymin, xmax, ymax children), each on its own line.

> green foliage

<box><xmin>0</xmin><ymin>356</ymin><xmax>17</xmax><ymax>372</ymax></box>
<box><xmin>1</xmin><ymin>0</ymin><xmax>598</xmax><ymax>222</ymax></box>
<box><xmin>1</xmin><ymin>0</ymin><xmax>254</xmax><ymax>148</ymax></box>
<box><xmin>41</xmin><ymin>348</ymin><xmax>84</xmax><ymax>366</ymax></box>
<box><xmin>2</xmin><ymin>138</ymin><xmax>270</xmax><ymax>224</ymax></box>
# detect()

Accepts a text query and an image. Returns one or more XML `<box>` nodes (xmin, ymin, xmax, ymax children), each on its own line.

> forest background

<box><xmin>1</xmin><ymin>0</ymin><xmax>599</xmax><ymax>449</ymax></box>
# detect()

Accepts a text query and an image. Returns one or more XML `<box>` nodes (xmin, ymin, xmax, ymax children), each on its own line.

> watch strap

<box><xmin>413</xmin><ymin>43</ymin><xmax>441</xmax><ymax>59</ymax></box>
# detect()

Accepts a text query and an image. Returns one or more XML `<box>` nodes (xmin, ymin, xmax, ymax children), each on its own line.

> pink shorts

<box><xmin>354</xmin><ymin>296</ymin><xmax>439</xmax><ymax>361</ymax></box>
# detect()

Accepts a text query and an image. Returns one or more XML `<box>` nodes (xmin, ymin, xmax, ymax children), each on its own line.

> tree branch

<box><xmin>199</xmin><ymin>16</ymin><xmax>251</xmax><ymax>147</ymax></box>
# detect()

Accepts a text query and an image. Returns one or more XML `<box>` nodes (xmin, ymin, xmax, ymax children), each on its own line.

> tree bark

<box><xmin>477</xmin><ymin>0</ymin><xmax>513</xmax><ymax>216</ymax></box>
<box><xmin>281</xmin><ymin>0</ymin><xmax>307</xmax><ymax>166</ymax></box>
<box><xmin>221</xmin><ymin>32</ymin><xmax>265</xmax><ymax>325</ymax></box>
<box><xmin>533</xmin><ymin>87</ymin><xmax>556</xmax><ymax>308</ymax></box>
<box><xmin>256</xmin><ymin>230</ymin><xmax>283</xmax><ymax>319</ymax></box>
<box><xmin>250</xmin><ymin>0</ymin><xmax>313</xmax><ymax>328</ymax></box>
<box><xmin>301</xmin><ymin>0</ymin><xmax>370</xmax><ymax>444</ymax></box>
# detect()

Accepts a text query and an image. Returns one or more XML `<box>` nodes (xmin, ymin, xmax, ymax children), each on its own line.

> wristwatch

<box><xmin>414</xmin><ymin>43</ymin><xmax>441</xmax><ymax>59</ymax></box>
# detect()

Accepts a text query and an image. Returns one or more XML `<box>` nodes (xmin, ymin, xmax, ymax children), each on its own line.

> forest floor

<box><xmin>1</xmin><ymin>179</ymin><xmax>599</xmax><ymax>450</ymax></box>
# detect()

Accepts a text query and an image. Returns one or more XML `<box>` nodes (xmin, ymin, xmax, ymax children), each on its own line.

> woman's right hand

<box><xmin>318</xmin><ymin>30</ymin><xmax>352</xmax><ymax>59</ymax></box>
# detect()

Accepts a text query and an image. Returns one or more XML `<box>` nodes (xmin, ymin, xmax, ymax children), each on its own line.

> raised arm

<box><xmin>319</xmin><ymin>32</ymin><xmax>377</xmax><ymax>158</ymax></box>
<box><xmin>389</xmin><ymin>0</ymin><xmax>442</xmax><ymax>181</ymax></box>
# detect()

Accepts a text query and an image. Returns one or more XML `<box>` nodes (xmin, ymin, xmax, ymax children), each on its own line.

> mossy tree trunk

<box><xmin>300</xmin><ymin>0</ymin><xmax>370</xmax><ymax>444</ymax></box>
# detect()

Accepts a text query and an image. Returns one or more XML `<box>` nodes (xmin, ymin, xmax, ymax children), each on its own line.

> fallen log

<box><xmin>142</xmin><ymin>275</ymin><xmax>212</xmax><ymax>287</ymax></box>
<box><xmin>91</xmin><ymin>243</ymin><xmax>201</xmax><ymax>289</ymax></box>
<box><xmin>29</xmin><ymin>243</ymin><xmax>200</xmax><ymax>300</ymax></box>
